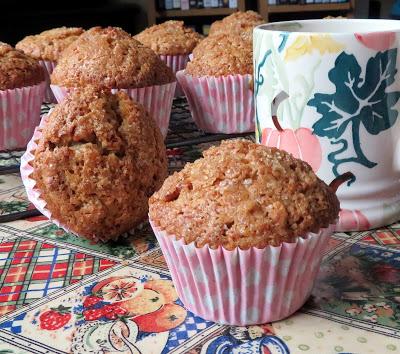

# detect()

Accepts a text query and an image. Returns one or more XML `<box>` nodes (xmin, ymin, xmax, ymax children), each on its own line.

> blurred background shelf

<box><xmin>268</xmin><ymin>3</ymin><xmax>351</xmax><ymax>13</ymax></box>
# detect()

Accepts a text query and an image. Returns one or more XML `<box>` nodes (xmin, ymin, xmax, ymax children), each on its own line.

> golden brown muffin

<box><xmin>149</xmin><ymin>139</ymin><xmax>339</xmax><ymax>250</ymax></box>
<box><xmin>16</xmin><ymin>27</ymin><xmax>84</xmax><ymax>62</ymax></box>
<box><xmin>186</xmin><ymin>32</ymin><xmax>252</xmax><ymax>77</ymax></box>
<box><xmin>135</xmin><ymin>20</ymin><xmax>203</xmax><ymax>55</ymax></box>
<box><xmin>209</xmin><ymin>10</ymin><xmax>264</xmax><ymax>37</ymax></box>
<box><xmin>32</xmin><ymin>87</ymin><xmax>168</xmax><ymax>242</ymax></box>
<box><xmin>51</xmin><ymin>26</ymin><xmax>175</xmax><ymax>89</ymax></box>
<box><xmin>0</xmin><ymin>42</ymin><xmax>45</xmax><ymax>90</ymax></box>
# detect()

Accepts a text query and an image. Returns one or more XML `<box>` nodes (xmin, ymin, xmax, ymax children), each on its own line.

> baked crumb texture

<box><xmin>150</xmin><ymin>139</ymin><xmax>339</xmax><ymax>250</ymax></box>
<box><xmin>186</xmin><ymin>32</ymin><xmax>252</xmax><ymax>77</ymax></box>
<box><xmin>209</xmin><ymin>10</ymin><xmax>264</xmax><ymax>36</ymax></box>
<box><xmin>33</xmin><ymin>87</ymin><xmax>168</xmax><ymax>241</ymax></box>
<box><xmin>0</xmin><ymin>42</ymin><xmax>45</xmax><ymax>90</ymax></box>
<box><xmin>135</xmin><ymin>20</ymin><xmax>203</xmax><ymax>55</ymax></box>
<box><xmin>16</xmin><ymin>27</ymin><xmax>84</xmax><ymax>62</ymax></box>
<box><xmin>51</xmin><ymin>26</ymin><xmax>175</xmax><ymax>89</ymax></box>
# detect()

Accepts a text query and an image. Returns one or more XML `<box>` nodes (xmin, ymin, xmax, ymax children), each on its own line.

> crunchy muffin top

<box><xmin>135</xmin><ymin>21</ymin><xmax>203</xmax><ymax>55</ymax></box>
<box><xmin>51</xmin><ymin>26</ymin><xmax>175</xmax><ymax>89</ymax></box>
<box><xmin>186</xmin><ymin>32</ymin><xmax>252</xmax><ymax>77</ymax></box>
<box><xmin>0</xmin><ymin>42</ymin><xmax>45</xmax><ymax>90</ymax></box>
<box><xmin>16</xmin><ymin>27</ymin><xmax>84</xmax><ymax>62</ymax></box>
<box><xmin>33</xmin><ymin>87</ymin><xmax>168</xmax><ymax>241</ymax></box>
<box><xmin>149</xmin><ymin>139</ymin><xmax>339</xmax><ymax>250</ymax></box>
<box><xmin>209</xmin><ymin>10</ymin><xmax>264</xmax><ymax>36</ymax></box>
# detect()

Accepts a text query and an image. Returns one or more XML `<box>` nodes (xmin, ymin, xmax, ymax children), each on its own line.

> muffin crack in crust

<box><xmin>33</xmin><ymin>87</ymin><xmax>168</xmax><ymax>241</ymax></box>
<box><xmin>149</xmin><ymin>139</ymin><xmax>339</xmax><ymax>250</ymax></box>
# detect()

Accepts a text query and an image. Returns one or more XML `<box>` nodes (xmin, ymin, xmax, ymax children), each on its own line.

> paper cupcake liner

<box><xmin>39</xmin><ymin>60</ymin><xmax>57</xmax><ymax>103</ymax></box>
<box><xmin>0</xmin><ymin>81</ymin><xmax>46</xmax><ymax>151</ymax></box>
<box><xmin>150</xmin><ymin>220</ymin><xmax>334</xmax><ymax>325</ymax></box>
<box><xmin>160</xmin><ymin>54</ymin><xmax>189</xmax><ymax>97</ymax></box>
<box><xmin>50</xmin><ymin>82</ymin><xmax>176</xmax><ymax>138</ymax></box>
<box><xmin>176</xmin><ymin>70</ymin><xmax>255</xmax><ymax>134</ymax></box>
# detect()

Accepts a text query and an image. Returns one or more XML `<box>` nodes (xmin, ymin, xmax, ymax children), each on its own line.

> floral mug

<box><xmin>254</xmin><ymin>19</ymin><xmax>400</xmax><ymax>231</ymax></box>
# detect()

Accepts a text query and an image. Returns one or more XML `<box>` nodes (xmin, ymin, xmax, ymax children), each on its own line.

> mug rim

<box><xmin>254</xmin><ymin>19</ymin><xmax>400</xmax><ymax>35</ymax></box>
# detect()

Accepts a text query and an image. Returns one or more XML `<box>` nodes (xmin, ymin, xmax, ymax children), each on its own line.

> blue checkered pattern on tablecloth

<box><xmin>163</xmin><ymin>309</ymin><xmax>213</xmax><ymax>353</ymax></box>
<box><xmin>0</xmin><ymin>312</ymin><xmax>26</xmax><ymax>334</ymax></box>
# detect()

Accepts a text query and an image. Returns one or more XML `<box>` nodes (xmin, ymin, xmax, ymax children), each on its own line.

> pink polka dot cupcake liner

<box><xmin>0</xmin><ymin>81</ymin><xmax>46</xmax><ymax>151</ymax></box>
<box><xmin>39</xmin><ymin>60</ymin><xmax>57</xmax><ymax>103</ymax></box>
<box><xmin>20</xmin><ymin>113</ymin><xmax>65</xmax><ymax>229</ymax></box>
<box><xmin>160</xmin><ymin>54</ymin><xmax>189</xmax><ymax>97</ymax></box>
<box><xmin>176</xmin><ymin>70</ymin><xmax>255</xmax><ymax>134</ymax></box>
<box><xmin>150</xmin><ymin>219</ymin><xmax>334</xmax><ymax>325</ymax></box>
<box><xmin>50</xmin><ymin>82</ymin><xmax>177</xmax><ymax>138</ymax></box>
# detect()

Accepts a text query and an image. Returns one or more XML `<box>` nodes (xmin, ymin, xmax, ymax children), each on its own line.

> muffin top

<box><xmin>32</xmin><ymin>87</ymin><xmax>168</xmax><ymax>242</ymax></box>
<box><xmin>16</xmin><ymin>27</ymin><xmax>84</xmax><ymax>62</ymax></box>
<box><xmin>186</xmin><ymin>32</ymin><xmax>252</xmax><ymax>77</ymax></box>
<box><xmin>51</xmin><ymin>26</ymin><xmax>175</xmax><ymax>89</ymax></box>
<box><xmin>135</xmin><ymin>20</ymin><xmax>203</xmax><ymax>55</ymax></box>
<box><xmin>209</xmin><ymin>10</ymin><xmax>264</xmax><ymax>36</ymax></box>
<box><xmin>149</xmin><ymin>139</ymin><xmax>339</xmax><ymax>250</ymax></box>
<box><xmin>0</xmin><ymin>42</ymin><xmax>45</xmax><ymax>90</ymax></box>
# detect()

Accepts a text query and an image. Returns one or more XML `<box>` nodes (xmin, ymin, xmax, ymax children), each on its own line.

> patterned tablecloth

<box><xmin>0</xmin><ymin>101</ymin><xmax>399</xmax><ymax>354</ymax></box>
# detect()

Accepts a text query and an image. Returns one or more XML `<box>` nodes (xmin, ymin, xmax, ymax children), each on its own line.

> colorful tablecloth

<box><xmin>0</xmin><ymin>103</ymin><xmax>399</xmax><ymax>354</ymax></box>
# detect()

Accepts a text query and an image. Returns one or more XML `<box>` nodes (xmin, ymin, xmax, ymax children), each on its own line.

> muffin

<box><xmin>209</xmin><ymin>10</ymin><xmax>264</xmax><ymax>37</ymax></box>
<box><xmin>16</xmin><ymin>27</ymin><xmax>84</xmax><ymax>103</ymax></box>
<box><xmin>176</xmin><ymin>32</ymin><xmax>254</xmax><ymax>133</ymax></box>
<box><xmin>21</xmin><ymin>87</ymin><xmax>167</xmax><ymax>242</ymax></box>
<box><xmin>135</xmin><ymin>21</ymin><xmax>203</xmax><ymax>96</ymax></box>
<box><xmin>135</xmin><ymin>20</ymin><xmax>202</xmax><ymax>56</ymax></box>
<box><xmin>187</xmin><ymin>32</ymin><xmax>252</xmax><ymax>77</ymax></box>
<box><xmin>50</xmin><ymin>26</ymin><xmax>176</xmax><ymax>137</ymax></box>
<box><xmin>149</xmin><ymin>139</ymin><xmax>340</xmax><ymax>325</ymax></box>
<box><xmin>0</xmin><ymin>42</ymin><xmax>46</xmax><ymax>150</ymax></box>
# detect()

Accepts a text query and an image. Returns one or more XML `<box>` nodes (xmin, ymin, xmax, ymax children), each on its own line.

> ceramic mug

<box><xmin>254</xmin><ymin>19</ymin><xmax>400</xmax><ymax>231</ymax></box>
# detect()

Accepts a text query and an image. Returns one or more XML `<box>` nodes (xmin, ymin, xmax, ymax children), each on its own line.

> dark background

<box><xmin>0</xmin><ymin>0</ymin><xmax>144</xmax><ymax>45</ymax></box>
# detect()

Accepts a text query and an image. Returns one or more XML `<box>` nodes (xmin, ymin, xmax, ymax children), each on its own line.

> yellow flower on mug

<box><xmin>285</xmin><ymin>35</ymin><xmax>345</xmax><ymax>61</ymax></box>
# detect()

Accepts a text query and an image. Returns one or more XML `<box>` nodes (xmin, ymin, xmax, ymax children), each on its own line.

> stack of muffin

<box><xmin>13</xmin><ymin>12</ymin><xmax>342</xmax><ymax>326</ymax></box>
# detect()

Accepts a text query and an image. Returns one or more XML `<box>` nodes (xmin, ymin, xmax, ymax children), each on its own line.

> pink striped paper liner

<box><xmin>50</xmin><ymin>82</ymin><xmax>176</xmax><ymax>138</ymax></box>
<box><xmin>39</xmin><ymin>60</ymin><xmax>57</xmax><ymax>103</ymax></box>
<box><xmin>150</xmin><ymin>220</ymin><xmax>334</xmax><ymax>325</ymax></box>
<box><xmin>176</xmin><ymin>70</ymin><xmax>255</xmax><ymax>134</ymax></box>
<box><xmin>20</xmin><ymin>113</ymin><xmax>66</xmax><ymax>230</ymax></box>
<box><xmin>160</xmin><ymin>54</ymin><xmax>189</xmax><ymax>97</ymax></box>
<box><xmin>0</xmin><ymin>81</ymin><xmax>46</xmax><ymax>151</ymax></box>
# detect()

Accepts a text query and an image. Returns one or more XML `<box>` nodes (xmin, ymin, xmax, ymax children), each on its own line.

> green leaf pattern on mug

<box><xmin>309</xmin><ymin>49</ymin><xmax>400</xmax><ymax>183</ymax></box>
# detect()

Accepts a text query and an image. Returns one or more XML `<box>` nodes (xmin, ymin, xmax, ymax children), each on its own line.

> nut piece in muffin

<box><xmin>135</xmin><ymin>21</ymin><xmax>203</xmax><ymax>55</ymax></box>
<box><xmin>0</xmin><ymin>42</ymin><xmax>45</xmax><ymax>90</ymax></box>
<box><xmin>186</xmin><ymin>32</ymin><xmax>252</xmax><ymax>77</ymax></box>
<box><xmin>16</xmin><ymin>27</ymin><xmax>84</xmax><ymax>62</ymax></box>
<box><xmin>51</xmin><ymin>26</ymin><xmax>175</xmax><ymax>89</ymax></box>
<box><xmin>149</xmin><ymin>139</ymin><xmax>339</xmax><ymax>250</ymax></box>
<box><xmin>32</xmin><ymin>87</ymin><xmax>168</xmax><ymax>241</ymax></box>
<box><xmin>209</xmin><ymin>10</ymin><xmax>264</xmax><ymax>37</ymax></box>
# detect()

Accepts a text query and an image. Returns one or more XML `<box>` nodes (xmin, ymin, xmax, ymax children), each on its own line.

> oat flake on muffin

<box><xmin>135</xmin><ymin>21</ymin><xmax>203</xmax><ymax>55</ymax></box>
<box><xmin>209</xmin><ymin>10</ymin><xmax>264</xmax><ymax>37</ymax></box>
<box><xmin>186</xmin><ymin>32</ymin><xmax>253</xmax><ymax>77</ymax></box>
<box><xmin>0</xmin><ymin>42</ymin><xmax>45</xmax><ymax>90</ymax></box>
<box><xmin>149</xmin><ymin>139</ymin><xmax>339</xmax><ymax>250</ymax></box>
<box><xmin>51</xmin><ymin>26</ymin><xmax>175</xmax><ymax>89</ymax></box>
<box><xmin>16</xmin><ymin>27</ymin><xmax>84</xmax><ymax>62</ymax></box>
<box><xmin>32</xmin><ymin>87</ymin><xmax>168</xmax><ymax>242</ymax></box>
